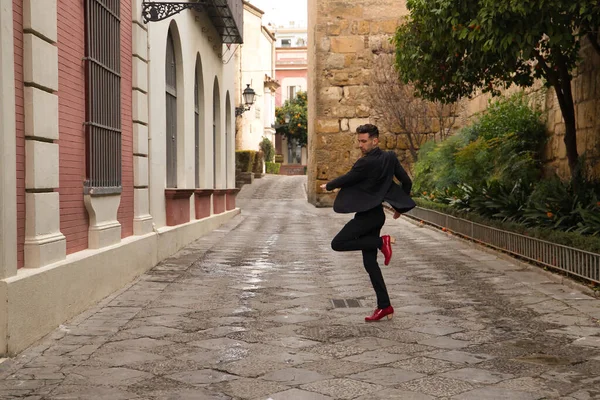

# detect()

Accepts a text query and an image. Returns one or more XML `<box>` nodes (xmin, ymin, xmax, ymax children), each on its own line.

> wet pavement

<box><xmin>1</xmin><ymin>175</ymin><xmax>600</xmax><ymax>400</ymax></box>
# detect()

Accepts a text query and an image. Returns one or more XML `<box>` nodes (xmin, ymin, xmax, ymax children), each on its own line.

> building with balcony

<box><xmin>0</xmin><ymin>0</ymin><xmax>243</xmax><ymax>356</ymax></box>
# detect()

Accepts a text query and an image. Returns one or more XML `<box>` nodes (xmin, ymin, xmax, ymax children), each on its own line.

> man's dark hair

<box><xmin>356</xmin><ymin>124</ymin><xmax>379</xmax><ymax>138</ymax></box>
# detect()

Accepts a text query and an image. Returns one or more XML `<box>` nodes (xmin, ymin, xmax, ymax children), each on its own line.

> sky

<box><xmin>247</xmin><ymin>0</ymin><xmax>308</xmax><ymax>28</ymax></box>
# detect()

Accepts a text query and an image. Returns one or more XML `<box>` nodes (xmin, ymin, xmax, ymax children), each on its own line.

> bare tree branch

<box><xmin>368</xmin><ymin>51</ymin><xmax>461</xmax><ymax>161</ymax></box>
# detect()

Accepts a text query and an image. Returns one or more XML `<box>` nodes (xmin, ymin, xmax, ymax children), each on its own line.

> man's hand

<box><xmin>393</xmin><ymin>211</ymin><xmax>402</xmax><ymax>219</ymax></box>
<box><xmin>320</xmin><ymin>184</ymin><xmax>339</xmax><ymax>193</ymax></box>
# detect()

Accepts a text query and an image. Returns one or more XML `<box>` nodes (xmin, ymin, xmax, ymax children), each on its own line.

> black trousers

<box><xmin>331</xmin><ymin>205</ymin><xmax>391</xmax><ymax>309</ymax></box>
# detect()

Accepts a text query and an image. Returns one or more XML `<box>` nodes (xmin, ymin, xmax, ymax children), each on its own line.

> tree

<box><xmin>275</xmin><ymin>91</ymin><xmax>308</xmax><ymax>146</ymax></box>
<box><xmin>393</xmin><ymin>0</ymin><xmax>600</xmax><ymax>177</ymax></box>
<box><xmin>369</xmin><ymin>51</ymin><xmax>460</xmax><ymax>161</ymax></box>
<box><xmin>259</xmin><ymin>136</ymin><xmax>275</xmax><ymax>163</ymax></box>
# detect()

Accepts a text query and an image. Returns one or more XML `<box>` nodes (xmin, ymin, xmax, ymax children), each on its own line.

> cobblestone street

<box><xmin>1</xmin><ymin>175</ymin><xmax>600</xmax><ymax>399</ymax></box>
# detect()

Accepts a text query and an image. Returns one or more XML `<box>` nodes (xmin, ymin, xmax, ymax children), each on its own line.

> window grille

<box><xmin>166</xmin><ymin>33</ymin><xmax>177</xmax><ymax>188</ymax></box>
<box><xmin>84</xmin><ymin>0</ymin><xmax>122</xmax><ymax>193</ymax></box>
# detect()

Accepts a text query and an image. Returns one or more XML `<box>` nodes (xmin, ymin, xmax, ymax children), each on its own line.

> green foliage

<box><xmin>414</xmin><ymin>94</ymin><xmax>545</xmax><ymax>198</ymax></box>
<box><xmin>413</xmin><ymin>92</ymin><xmax>600</xmax><ymax>239</ymax></box>
<box><xmin>235</xmin><ymin>150</ymin><xmax>256</xmax><ymax>173</ymax></box>
<box><xmin>412</xmin><ymin>134</ymin><xmax>467</xmax><ymax>195</ymax></box>
<box><xmin>523</xmin><ymin>169</ymin><xmax>600</xmax><ymax>235</ymax></box>
<box><xmin>393</xmin><ymin>0</ymin><xmax>599</xmax><ymax>103</ymax></box>
<box><xmin>449</xmin><ymin>181</ymin><xmax>533</xmax><ymax>223</ymax></box>
<box><xmin>276</xmin><ymin>91</ymin><xmax>308</xmax><ymax>146</ymax></box>
<box><xmin>259</xmin><ymin>137</ymin><xmax>275</xmax><ymax>163</ymax></box>
<box><xmin>415</xmin><ymin>198</ymin><xmax>600</xmax><ymax>254</ymax></box>
<box><xmin>393</xmin><ymin>0</ymin><xmax>600</xmax><ymax>176</ymax></box>
<box><xmin>253</xmin><ymin>151</ymin><xmax>265</xmax><ymax>174</ymax></box>
<box><xmin>265</xmin><ymin>162</ymin><xmax>281</xmax><ymax>174</ymax></box>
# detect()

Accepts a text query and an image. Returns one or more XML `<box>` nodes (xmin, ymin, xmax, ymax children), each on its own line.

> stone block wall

<box><xmin>307</xmin><ymin>0</ymin><xmax>409</xmax><ymax>207</ymax></box>
<box><xmin>308</xmin><ymin>0</ymin><xmax>600</xmax><ymax>207</ymax></box>
<box><xmin>460</xmin><ymin>39</ymin><xmax>600</xmax><ymax>180</ymax></box>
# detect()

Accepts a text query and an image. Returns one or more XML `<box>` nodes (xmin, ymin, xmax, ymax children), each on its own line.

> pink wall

<box><xmin>275</xmin><ymin>69</ymin><xmax>307</xmax><ymax>107</ymax></box>
<box><xmin>13</xmin><ymin>0</ymin><xmax>136</xmax><ymax>265</ymax></box>
<box><xmin>57</xmin><ymin>0</ymin><xmax>134</xmax><ymax>253</ymax></box>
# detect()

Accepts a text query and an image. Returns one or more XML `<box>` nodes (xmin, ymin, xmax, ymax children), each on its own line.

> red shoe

<box><xmin>365</xmin><ymin>306</ymin><xmax>394</xmax><ymax>322</ymax></box>
<box><xmin>380</xmin><ymin>235</ymin><xmax>395</xmax><ymax>266</ymax></box>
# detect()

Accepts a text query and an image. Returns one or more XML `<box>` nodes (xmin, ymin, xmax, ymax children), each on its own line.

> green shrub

<box><xmin>453</xmin><ymin>138</ymin><xmax>493</xmax><ymax>187</ymax></box>
<box><xmin>476</xmin><ymin>92</ymin><xmax>546</xmax><ymax>153</ymax></box>
<box><xmin>259</xmin><ymin>137</ymin><xmax>275</xmax><ymax>163</ymax></box>
<box><xmin>523</xmin><ymin>168</ymin><xmax>600</xmax><ymax>235</ymax></box>
<box><xmin>235</xmin><ymin>150</ymin><xmax>256</xmax><ymax>173</ymax></box>
<box><xmin>414</xmin><ymin>93</ymin><xmax>546</xmax><ymax>197</ymax></box>
<box><xmin>411</xmin><ymin>92</ymin><xmax>600</xmax><ymax>239</ymax></box>
<box><xmin>253</xmin><ymin>151</ymin><xmax>265</xmax><ymax>174</ymax></box>
<box><xmin>413</xmin><ymin>134</ymin><xmax>467</xmax><ymax>194</ymax></box>
<box><xmin>265</xmin><ymin>162</ymin><xmax>281</xmax><ymax>174</ymax></box>
<box><xmin>414</xmin><ymin>198</ymin><xmax>600</xmax><ymax>254</ymax></box>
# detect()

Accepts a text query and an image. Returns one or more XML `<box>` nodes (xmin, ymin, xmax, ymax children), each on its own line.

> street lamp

<box><xmin>284</xmin><ymin>113</ymin><xmax>290</xmax><ymax>123</ymax></box>
<box><xmin>235</xmin><ymin>84</ymin><xmax>256</xmax><ymax>117</ymax></box>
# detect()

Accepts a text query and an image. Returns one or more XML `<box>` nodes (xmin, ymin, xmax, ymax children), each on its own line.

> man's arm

<box><xmin>394</xmin><ymin>158</ymin><xmax>412</xmax><ymax>195</ymax></box>
<box><xmin>324</xmin><ymin>158</ymin><xmax>368</xmax><ymax>191</ymax></box>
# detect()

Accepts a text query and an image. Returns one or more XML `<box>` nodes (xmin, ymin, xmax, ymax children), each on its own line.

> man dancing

<box><xmin>320</xmin><ymin>124</ymin><xmax>415</xmax><ymax>322</ymax></box>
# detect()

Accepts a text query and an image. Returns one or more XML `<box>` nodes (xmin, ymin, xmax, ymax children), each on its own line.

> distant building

<box><xmin>274</xmin><ymin>23</ymin><xmax>308</xmax><ymax>167</ymax></box>
<box><xmin>235</xmin><ymin>2</ymin><xmax>278</xmax><ymax>159</ymax></box>
<box><xmin>275</xmin><ymin>23</ymin><xmax>308</xmax><ymax>107</ymax></box>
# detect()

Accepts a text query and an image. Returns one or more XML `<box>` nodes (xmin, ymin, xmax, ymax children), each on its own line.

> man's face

<box><xmin>358</xmin><ymin>133</ymin><xmax>378</xmax><ymax>155</ymax></box>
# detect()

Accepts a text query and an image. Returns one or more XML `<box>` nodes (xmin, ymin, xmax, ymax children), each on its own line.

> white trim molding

<box><xmin>0</xmin><ymin>0</ymin><xmax>17</xmax><ymax>281</ymax></box>
<box><xmin>22</xmin><ymin>0</ymin><xmax>66</xmax><ymax>268</ymax></box>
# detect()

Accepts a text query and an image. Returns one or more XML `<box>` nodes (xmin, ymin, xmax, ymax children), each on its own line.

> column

<box><xmin>22</xmin><ymin>0</ymin><xmax>66</xmax><ymax>268</ymax></box>
<box><xmin>132</xmin><ymin>1</ymin><xmax>153</xmax><ymax>235</ymax></box>
<box><xmin>0</xmin><ymin>0</ymin><xmax>17</xmax><ymax>278</ymax></box>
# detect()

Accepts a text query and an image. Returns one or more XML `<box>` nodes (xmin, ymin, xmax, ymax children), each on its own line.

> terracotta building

<box><xmin>0</xmin><ymin>0</ymin><xmax>243</xmax><ymax>355</ymax></box>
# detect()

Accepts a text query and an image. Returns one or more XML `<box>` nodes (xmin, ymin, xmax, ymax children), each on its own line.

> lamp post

<box><xmin>235</xmin><ymin>84</ymin><xmax>256</xmax><ymax>117</ymax></box>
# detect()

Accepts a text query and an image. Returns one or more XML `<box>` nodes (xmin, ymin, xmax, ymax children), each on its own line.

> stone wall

<box><xmin>461</xmin><ymin>39</ymin><xmax>600</xmax><ymax>180</ymax></box>
<box><xmin>307</xmin><ymin>0</ymin><xmax>600</xmax><ymax>207</ymax></box>
<box><xmin>307</xmin><ymin>0</ymin><xmax>409</xmax><ymax>207</ymax></box>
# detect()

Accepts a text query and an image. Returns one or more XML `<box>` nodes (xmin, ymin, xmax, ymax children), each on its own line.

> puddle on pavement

<box><xmin>514</xmin><ymin>354</ymin><xmax>574</xmax><ymax>366</ymax></box>
<box><xmin>240</xmin><ymin>291</ymin><xmax>256</xmax><ymax>300</ymax></box>
<box><xmin>232</xmin><ymin>306</ymin><xmax>253</xmax><ymax>314</ymax></box>
<box><xmin>219</xmin><ymin>347</ymin><xmax>249</xmax><ymax>363</ymax></box>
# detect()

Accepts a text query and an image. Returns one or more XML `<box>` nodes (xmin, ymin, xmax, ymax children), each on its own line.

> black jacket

<box><xmin>325</xmin><ymin>147</ymin><xmax>415</xmax><ymax>214</ymax></box>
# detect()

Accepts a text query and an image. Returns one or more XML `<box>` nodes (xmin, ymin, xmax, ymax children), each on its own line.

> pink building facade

<box><xmin>1</xmin><ymin>0</ymin><xmax>243</xmax><ymax>356</ymax></box>
<box><xmin>274</xmin><ymin>26</ymin><xmax>308</xmax><ymax>167</ymax></box>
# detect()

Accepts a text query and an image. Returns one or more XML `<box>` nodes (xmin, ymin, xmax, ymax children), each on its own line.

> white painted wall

<box><xmin>237</xmin><ymin>6</ymin><xmax>276</xmax><ymax>153</ymax></box>
<box><xmin>0</xmin><ymin>0</ymin><xmax>17</xmax><ymax>281</ymax></box>
<box><xmin>147</xmin><ymin>11</ymin><xmax>236</xmax><ymax>228</ymax></box>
